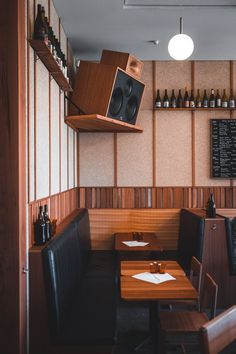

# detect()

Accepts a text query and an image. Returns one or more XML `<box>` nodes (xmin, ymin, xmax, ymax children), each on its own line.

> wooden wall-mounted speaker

<box><xmin>71</xmin><ymin>61</ymin><xmax>145</xmax><ymax>125</ymax></box>
<box><xmin>100</xmin><ymin>49</ymin><xmax>143</xmax><ymax>80</ymax></box>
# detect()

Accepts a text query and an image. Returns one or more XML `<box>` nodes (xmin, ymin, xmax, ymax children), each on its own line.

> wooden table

<box><xmin>120</xmin><ymin>260</ymin><xmax>198</xmax><ymax>353</ymax></box>
<box><xmin>115</xmin><ymin>232</ymin><xmax>163</xmax><ymax>252</ymax></box>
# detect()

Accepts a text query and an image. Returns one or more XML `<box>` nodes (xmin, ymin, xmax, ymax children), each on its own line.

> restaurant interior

<box><xmin>2</xmin><ymin>1</ymin><xmax>236</xmax><ymax>354</ymax></box>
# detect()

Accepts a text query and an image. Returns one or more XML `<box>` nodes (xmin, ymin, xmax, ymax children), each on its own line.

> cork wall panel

<box><xmin>29</xmin><ymin>47</ymin><xmax>35</xmax><ymax>202</ymax></box>
<box><xmin>117</xmin><ymin>110</ymin><xmax>153</xmax><ymax>186</ymax></box>
<box><xmin>60</xmin><ymin>24</ymin><xmax>67</xmax><ymax>59</ymax></box>
<box><xmin>50</xmin><ymin>80</ymin><xmax>60</xmax><ymax>195</ymax></box>
<box><xmin>195</xmin><ymin>110</ymin><xmax>230</xmax><ymax>186</ymax></box>
<box><xmin>68</xmin><ymin>128</ymin><xmax>74</xmax><ymax>188</ymax></box>
<box><xmin>35</xmin><ymin>61</ymin><xmax>50</xmax><ymax>199</ymax></box>
<box><xmin>74</xmin><ymin>132</ymin><xmax>78</xmax><ymax>186</ymax></box>
<box><xmin>155</xmin><ymin>111</ymin><xmax>192</xmax><ymax>186</ymax></box>
<box><xmin>140</xmin><ymin>61</ymin><xmax>153</xmax><ymax>110</ymax></box>
<box><xmin>60</xmin><ymin>93</ymin><xmax>68</xmax><ymax>191</ymax></box>
<box><xmin>79</xmin><ymin>133</ymin><xmax>114</xmax><ymax>186</ymax></box>
<box><xmin>49</xmin><ymin>0</ymin><xmax>59</xmax><ymax>39</ymax></box>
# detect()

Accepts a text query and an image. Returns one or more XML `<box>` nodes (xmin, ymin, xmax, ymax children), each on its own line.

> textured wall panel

<box><xmin>156</xmin><ymin>111</ymin><xmax>192</xmax><ymax>186</ymax></box>
<box><xmin>49</xmin><ymin>0</ymin><xmax>59</xmax><ymax>38</ymax></box>
<box><xmin>140</xmin><ymin>61</ymin><xmax>153</xmax><ymax>110</ymax></box>
<box><xmin>50</xmin><ymin>80</ymin><xmax>60</xmax><ymax>195</ymax></box>
<box><xmin>60</xmin><ymin>94</ymin><xmax>68</xmax><ymax>191</ymax></box>
<box><xmin>79</xmin><ymin>133</ymin><xmax>114</xmax><ymax>186</ymax></box>
<box><xmin>60</xmin><ymin>24</ymin><xmax>67</xmax><ymax>59</ymax></box>
<box><xmin>68</xmin><ymin>128</ymin><xmax>74</xmax><ymax>188</ymax></box>
<box><xmin>117</xmin><ymin>110</ymin><xmax>153</xmax><ymax>186</ymax></box>
<box><xmin>29</xmin><ymin>47</ymin><xmax>35</xmax><ymax>202</ymax></box>
<box><xmin>74</xmin><ymin>132</ymin><xmax>78</xmax><ymax>186</ymax></box>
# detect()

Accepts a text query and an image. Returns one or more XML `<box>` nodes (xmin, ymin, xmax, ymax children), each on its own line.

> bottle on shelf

<box><xmin>34</xmin><ymin>206</ymin><xmax>47</xmax><ymax>245</ymax></box>
<box><xmin>215</xmin><ymin>89</ymin><xmax>222</xmax><ymax>108</ymax></box>
<box><xmin>155</xmin><ymin>89</ymin><xmax>162</xmax><ymax>108</ymax></box>
<box><xmin>206</xmin><ymin>193</ymin><xmax>216</xmax><ymax>218</ymax></box>
<box><xmin>177</xmin><ymin>89</ymin><xmax>183</xmax><ymax>108</ymax></box>
<box><xmin>163</xmin><ymin>89</ymin><xmax>170</xmax><ymax>108</ymax></box>
<box><xmin>184</xmin><ymin>89</ymin><xmax>190</xmax><ymax>108</ymax></box>
<box><xmin>43</xmin><ymin>204</ymin><xmax>51</xmax><ymax>241</ymax></box>
<box><xmin>229</xmin><ymin>89</ymin><xmax>235</xmax><ymax>108</ymax></box>
<box><xmin>209</xmin><ymin>89</ymin><xmax>215</xmax><ymax>108</ymax></box>
<box><xmin>189</xmin><ymin>90</ymin><xmax>195</xmax><ymax>108</ymax></box>
<box><xmin>202</xmin><ymin>89</ymin><xmax>209</xmax><ymax>108</ymax></box>
<box><xmin>41</xmin><ymin>7</ymin><xmax>50</xmax><ymax>47</ymax></box>
<box><xmin>33</xmin><ymin>4</ymin><xmax>48</xmax><ymax>44</ymax></box>
<box><xmin>222</xmin><ymin>89</ymin><xmax>228</xmax><ymax>108</ymax></box>
<box><xmin>170</xmin><ymin>89</ymin><xmax>177</xmax><ymax>108</ymax></box>
<box><xmin>195</xmin><ymin>89</ymin><xmax>202</xmax><ymax>108</ymax></box>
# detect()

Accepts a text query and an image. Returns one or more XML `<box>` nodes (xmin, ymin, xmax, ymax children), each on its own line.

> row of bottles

<box><xmin>33</xmin><ymin>4</ymin><xmax>69</xmax><ymax>81</ymax></box>
<box><xmin>34</xmin><ymin>205</ymin><xmax>56</xmax><ymax>245</ymax></box>
<box><xmin>155</xmin><ymin>89</ymin><xmax>236</xmax><ymax>109</ymax></box>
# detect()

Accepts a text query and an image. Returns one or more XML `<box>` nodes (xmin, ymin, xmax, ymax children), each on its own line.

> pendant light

<box><xmin>168</xmin><ymin>17</ymin><xmax>194</xmax><ymax>61</ymax></box>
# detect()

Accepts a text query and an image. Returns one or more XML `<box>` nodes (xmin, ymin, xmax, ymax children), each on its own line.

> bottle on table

<box><xmin>206</xmin><ymin>193</ymin><xmax>216</xmax><ymax>218</ymax></box>
<box><xmin>195</xmin><ymin>89</ymin><xmax>202</xmax><ymax>108</ymax></box>
<box><xmin>177</xmin><ymin>89</ymin><xmax>183</xmax><ymax>108</ymax></box>
<box><xmin>202</xmin><ymin>89</ymin><xmax>209</xmax><ymax>108</ymax></box>
<box><xmin>155</xmin><ymin>89</ymin><xmax>162</xmax><ymax>108</ymax></box>
<box><xmin>215</xmin><ymin>89</ymin><xmax>222</xmax><ymax>108</ymax></box>
<box><xmin>209</xmin><ymin>89</ymin><xmax>215</xmax><ymax>108</ymax></box>
<box><xmin>229</xmin><ymin>89</ymin><xmax>235</xmax><ymax>108</ymax></box>
<box><xmin>44</xmin><ymin>204</ymin><xmax>51</xmax><ymax>241</ymax></box>
<box><xmin>33</xmin><ymin>4</ymin><xmax>48</xmax><ymax>44</ymax></box>
<box><xmin>184</xmin><ymin>89</ymin><xmax>190</xmax><ymax>108</ymax></box>
<box><xmin>163</xmin><ymin>89</ymin><xmax>170</xmax><ymax>108</ymax></box>
<box><xmin>189</xmin><ymin>90</ymin><xmax>195</xmax><ymax>108</ymax></box>
<box><xmin>222</xmin><ymin>89</ymin><xmax>228</xmax><ymax>108</ymax></box>
<box><xmin>34</xmin><ymin>206</ymin><xmax>47</xmax><ymax>245</ymax></box>
<box><xmin>170</xmin><ymin>89</ymin><xmax>177</xmax><ymax>108</ymax></box>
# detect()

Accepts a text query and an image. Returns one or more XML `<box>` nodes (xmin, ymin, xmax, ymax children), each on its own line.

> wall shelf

<box><xmin>154</xmin><ymin>107</ymin><xmax>236</xmax><ymax>111</ymax></box>
<box><xmin>65</xmin><ymin>114</ymin><xmax>143</xmax><ymax>133</ymax></box>
<box><xmin>29</xmin><ymin>39</ymin><xmax>73</xmax><ymax>92</ymax></box>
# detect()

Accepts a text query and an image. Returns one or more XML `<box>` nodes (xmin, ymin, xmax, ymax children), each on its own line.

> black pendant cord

<box><xmin>64</xmin><ymin>95</ymin><xmax>85</xmax><ymax>115</ymax></box>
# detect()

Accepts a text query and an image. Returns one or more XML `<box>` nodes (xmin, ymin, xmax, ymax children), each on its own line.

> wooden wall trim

<box><xmin>152</xmin><ymin>60</ymin><xmax>157</xmax><ymax>187</ymax></box>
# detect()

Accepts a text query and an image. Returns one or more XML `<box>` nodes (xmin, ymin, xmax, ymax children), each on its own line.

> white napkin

<box><xmin>132</xmin><ymin>272</ymin><xmax>176</xmax><ymax>284</ymax></box>
<box><xmin>122</xmin><ymin>241</ymin><xmax>149</xmax><ymax>247</ymax></box>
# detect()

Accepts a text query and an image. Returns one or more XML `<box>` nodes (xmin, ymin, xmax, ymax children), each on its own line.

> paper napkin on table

<box><xmin>122</xmin><ymin>241</ymin><xmax>149</xmax><ymax>247</ymax></box>
<box><xmin>132</xmin><ymin>272</ymin><xmax>176</xmax><ymax>284</ymax></box>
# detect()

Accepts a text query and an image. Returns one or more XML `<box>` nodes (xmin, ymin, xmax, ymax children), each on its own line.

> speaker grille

<box><xmin>109</xmin><ymin>87</ymin><xmax>123</xmax><ymax>116</ymax></box>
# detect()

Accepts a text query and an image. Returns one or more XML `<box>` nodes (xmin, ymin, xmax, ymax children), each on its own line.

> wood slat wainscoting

<box><xmin>78</xmin><ymin>186</ymin><xmax>236</xmax><ymax>209</ymax></box>
<box><xmin>28</xmin><ymin>187</ymin><xmax>78</xmax><ymax>247</ymax></box>
<box><xmin>88</xmin><ymin>209</ymin><xmax>180</xmax><ymax>250</ymax></box>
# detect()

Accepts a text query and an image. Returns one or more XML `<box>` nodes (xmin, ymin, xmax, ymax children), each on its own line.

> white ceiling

<box><xmin>53</xmin><ymin>0</ymin><xmax>236</xmax><ymax>61</ymax></box>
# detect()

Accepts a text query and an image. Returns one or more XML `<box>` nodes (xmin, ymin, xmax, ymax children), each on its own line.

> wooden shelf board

<box><xmin>65</xmin><ymin>114</ymin><xmax>143</xmax><ymax>133</ymax></box>
<box><xmin>29</xmin><ymin>39</ymin><xmax>72</xmax><ymax>92</ymax></box>
<box><xmin>154</xmin><ymin>107</ymin><xmax>236</xmax><ymax>111</ymax></box>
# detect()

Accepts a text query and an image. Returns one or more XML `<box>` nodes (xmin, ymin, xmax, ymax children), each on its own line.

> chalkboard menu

<box><xmin>211</xmin><ymin>119</ymin><xmax>236</xmax><ymax>178</ymax></box>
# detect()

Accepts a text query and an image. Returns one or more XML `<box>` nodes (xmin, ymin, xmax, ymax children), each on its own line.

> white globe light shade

<box><xmin>168</xmin><ymin>33</ymin><xmax>194</xmax><ymax>60</ymax></box>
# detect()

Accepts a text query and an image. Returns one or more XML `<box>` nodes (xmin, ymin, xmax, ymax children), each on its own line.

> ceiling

<box><xmin>53</xmin><ymin>0</ymin><xmax>236</xmax><ymax>61</ymax></box>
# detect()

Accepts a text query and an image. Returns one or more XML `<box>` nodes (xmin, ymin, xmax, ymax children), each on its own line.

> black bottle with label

<box><xmin>33</xmin><ymin>4</ymin><xmax>48</xmax><ymax>43</ymax></box>
<box><xmin>34</xmin><ymin>206</ymin><xmax>47</xmax><ymax>245</ymax></box>
<box><xmin>206</xmin><ymin>193</ymin><xmax>216</xmax><ymax>218</ymax></box>
<box><xmin>155</xmin><ymin>89</ymin><xmax>162</xmax><ymax>108</ymax></box>
<box><xmin>170</xmin><ymin>89</ymin><xmax>177</xmax><ymax>108</ymax></box>
<box><xmin>44</xmin><ymin>204</ymin><xmax>51</xmax><ymax>241</ymax></box>
<box><xmin>177</xmin><ymin>89</ymin><xmax>183</xmax><ymax>108</ymax></box>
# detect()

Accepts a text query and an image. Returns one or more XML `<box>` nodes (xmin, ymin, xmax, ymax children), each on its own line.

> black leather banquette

<box><xmin>42</xmin><ymin>209</ymin><xmax>117</xmax><ymax>349</ymax></box>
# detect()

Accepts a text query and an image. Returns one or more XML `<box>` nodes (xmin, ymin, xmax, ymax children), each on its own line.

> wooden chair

<box><xmin>159</xmin><ymin>273</ymin><xmax>218</xmax><ymax>353</ymax></box>
<box><xmin>200</xmin><ymin>305</ymin><xmax>236</xmax><ymax>354</ymax></box>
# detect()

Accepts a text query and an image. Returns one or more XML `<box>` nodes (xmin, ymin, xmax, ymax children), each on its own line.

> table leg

<box><xmin>149</xmin><ymin>301</ymin><xmax>160</xmax><ymax>354</ymax></box>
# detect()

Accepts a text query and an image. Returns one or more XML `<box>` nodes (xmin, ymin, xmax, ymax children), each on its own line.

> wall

<box><xmin>27</xmin><ymin>0</ymin><xmax>78</xmax><ymax>246</ymax></box>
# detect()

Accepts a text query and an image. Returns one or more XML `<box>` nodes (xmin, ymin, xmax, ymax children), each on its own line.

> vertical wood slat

<box><xmin>152</xmin><ymin>61</ymin><xmax>157</xmax><ymax>187</ymax></box>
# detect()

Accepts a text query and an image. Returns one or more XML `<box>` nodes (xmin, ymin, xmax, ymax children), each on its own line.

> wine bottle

<box><xmin>189</xmin><ymin>90</ymin><xmax>195</xmax><ymax>108</ymax></box>
<box><xmin>34</xmin><ymin>206</ymin><xmax>46</xmax><ymax>245</ymax></box>
<box><xmin>177</xmin><ymin>89</ymin><xmax>183</xmax><ymax>108</ymax></box>
<box><xmin>184</xmin><ymin>90</ymin><xmax>190</xmax><ymax>108</ymax></box>
<box><xmin>206</xmin><ymin>193</ymin><xmax>216</xmax><ymax>218</ymax></box>
<box><xmin>33</xmin><ymin>4</ymin><xmax>48</xmax><ymax>43</ymax></box>
<box><xmin>222</xmin><ymin>89</ymin><xmax>228</xmax><ymax>108</ymax></box>
<box><xmin>44</xmin><ymin>204</ymin><xmax>51</xmax><ymax>241</ymax></box>
<box><xmin>215</xmin><ymin>89</ymin><xmax>222</xmax><ymax>108</ymax></box>
<box><xmin>195</xmin><ymin>89</ymin><xmax>202</xmax><ymax>108</ymax></box>
<box><xmin>41</xmin><ymin>7</ymin><xmax>49</xmax><ymax>47</ymax></box>
<box><xmin>229</xmin><ymin>89</ymin><xmax>235</xmax><ymax>108</ymax></box>
<box><xmin>155</xmin><ymin>89</ymin><xmax>162</xmax><ymax>108</ymax></box>
<box><xmin>163</xmin><ymin>89</ymin><xmax>169</xmax><ymax>108</ymax></box>
<box><xmin>209</xmin><ymin>89</ymin><xmax>215</xmax><ymax>108</ymax></box>
<box><xmin>170</xmin><ymin>89</ymin><xmax>177</xmax><ymax>108</ymax></box>
<box><xmin>202</xmin><ymin>89</ymin><xmax>208</xmax><ymax>108</ymax></box>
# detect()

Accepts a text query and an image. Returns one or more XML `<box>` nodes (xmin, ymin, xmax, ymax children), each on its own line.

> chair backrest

<box><xmin>200</xmin><ymin>305</ymin><xmax>236</xmax><ymax>354</ymax></box>
<box><xmin>200</xmin><ymin>273</ymin><xmax>218</xmax><ymax>320</ymax></box>
<box><xmin>189</xmin><ymin>256</ymin><xmax>202</xmax><ymax>293</ymax></box>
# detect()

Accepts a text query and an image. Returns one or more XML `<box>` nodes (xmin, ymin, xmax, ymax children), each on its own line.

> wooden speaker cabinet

<box><xmin>100</xmin><ymin>49</ymin><xmax>143</xmax><ymax>80</ymax></box>
<box><xmin>71</xmin><ymin>61</ymin><xmax>145</xmax><ymax>125</ymax></box>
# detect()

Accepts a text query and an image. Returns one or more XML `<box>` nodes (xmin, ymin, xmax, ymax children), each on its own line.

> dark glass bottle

<box><xmin>44</xmin><ymin>204</ymin><xmax>51</xmax><ymax>241</ymax></box>
<box><xmin>163</xmin><ymin>89</ymin><xmax>169</xmax><ymax>108</ymax></box>
<box><xmin>170</xmin><ymin>89</ymin><xmax>177</xmax><ymax>108</ymax></box>
<box><xmin>209</xmin><ymin>89</ymin><xmax>215</xmax><ymax>108</ymax></box>
<box><xmin>229</xmin><ymin>89</ymin><xmax>235</xmax><ymax>108</ymax></box>
<box><xmin>189</xmin><ymin>90</ymin><xmax>195</xmax><ymax>108</ymax></box>
<box><xmin>177</xmin><ymin>89</ymin><xmax>183</xmax><ymax>108</ymax></box>
<box><xmin>195</xmin><ymin>89</ymin><xmax>202</xmax><ymax>108</ymax></box>
<box><xmin>33</xmin><ymin>4</ymin><xmax>48</xmax><ymax>44</ymax></box>
<box><xmin>206</xmin><ymin>193</ymin><xmax>216</xmax><ymax>218</ymax></box>
<box><xmin>184</xmin><ymin>90</ymin><xmax>190</xmax><ymax>108</ymax></box>
<box><xmin>155</xmin><ymin>89</ymin><xmax>162</xmax><ymax>108</ymax></box>
<box><xmin>202</xmin><ymin>89</ymin><xmax>209</xmax><ymax>108</ymax></box>
<box><xmin>215</xmin><ymin>89</ymin><xmax>221</xmax><ymax>108</ymax></box>
<box><xmin>222</xmin><ymin>89</ymin><xmax>228</xmax><ymax>108</ymax></box>
<box><xmin>34</xmin><ymin>206</ymin><xmax>46</xmax><ymax>245</ymax></box>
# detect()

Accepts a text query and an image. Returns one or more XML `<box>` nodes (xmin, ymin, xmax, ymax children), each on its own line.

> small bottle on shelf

<box><xmin>155</xmin><ymin>89</ymin><xmax>162</xmax><ymax>108</ymax></box>
<box><xmin>195</xmin><ymin>89</ymin><xmax>202</xmax><ymax>108</ymax></box>
<box><xmin>215</xmin><ymin>89</ymin><xmax>222</xmax><ymax>108</ymax></box>
<box><xmin>229</xmin><ymin>89</ymin><xmax>235</xmax><ymax>108</ymax></box>
<box><xmin>206</xmin><ymin>193</ymin><xmax>216</xmax><ymax>218</ymax></box>
<box><xmin>43</xmin><ymin>204</ymin><xmax>51</xmax><ymax>241</ymax></box>
<box><xmin>222</xmin><ymin>89</ymin><xmax>228</xmax><ymax>108</ymax></box>
<box><xmin>33</xmin><ymin>4</ymin><xmax>48</xmax><ymax>44</ymax></box>
<box><xmin>163</xmin><ymin>89</ymin><xmax>170</xmax><ymax>108</ymax></box>
<box><xmin>209</xmin><ymin>89</ymin><xmax>215</xmax><ymax>108</ymax></box>
<box><xmin>34</xmin><ymin>206</ymin><xmax>47</xmax><ymax>245</ymax></box>
<box><xmin>41</xmin><ymin>7</ymin><xmax>50</xmax><ymax>47</ymax></box>
<box><xmin>177</xmin><ymin>89</ymin><xmax>183</xmax><ymax>108</ymax></box>
<box><xmin>184</xmin><ymin>89</ymin><xmax>190</xmax><ymax>108</ymax></box>
<box><xmin>202</xmin><ymin>89</ymin><xmax>209</xmax><ymax>108</ymax></box>
<box><xmin>189</xmin><ymin>90</ymin><xmax>195</xmax><ymax>108</ymax></box>
<box><xmin>170</xmin><ymin>89</ymin><xmax>177</xmax><ymax>108</ymax></box>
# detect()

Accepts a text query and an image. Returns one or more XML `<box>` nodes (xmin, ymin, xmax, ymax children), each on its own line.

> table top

<box><xmin>115</xmin><ymin>232</ymin><xmax>163</xmax><ymax>251</ymax></box>
<box><xmin>120</xmin><ymin>260</ymin><xmax>198</xmax><ymax>301</ymax></box>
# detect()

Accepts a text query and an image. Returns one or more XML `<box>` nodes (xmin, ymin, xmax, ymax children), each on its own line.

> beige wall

<box><xmin>79</xmin><ymin>60</ymin><xmax>236</xmax><ymax>187</ymax></box>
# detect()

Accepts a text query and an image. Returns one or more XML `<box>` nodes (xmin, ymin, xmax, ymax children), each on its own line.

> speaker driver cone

<box><xmin>125</xmin><ymin>95</ymin><xmax>138</xmax><ymax>122</ymax></box>
<box><xmin>124</xmin><ymin>79</ymin><xmax>133</xmax><ymax>97</ymax></box>
<box><xmin>109</xmin><ymin>87</ymin><xmax>123</xmax><ymax>116</ymax></box>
